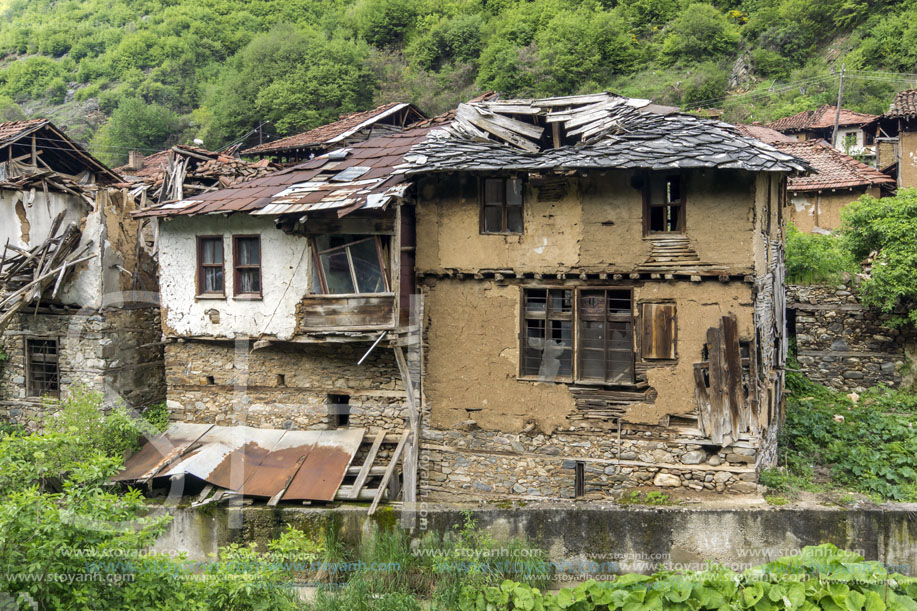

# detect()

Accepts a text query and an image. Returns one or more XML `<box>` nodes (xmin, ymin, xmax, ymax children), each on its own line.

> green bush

<box><xmin>785</xmin><ymin>222</ymin><xmax>857</xmax><ymax>284</ymax></box>
<box><xmin>460</xmin><ymin>544</ymin><xmax>917</xmax><ymax>611</ymax></box>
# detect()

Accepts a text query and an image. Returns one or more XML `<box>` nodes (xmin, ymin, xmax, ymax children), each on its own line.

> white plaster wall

<box><xmin>158</xmin><ymin>214</ymin><xmax>311</xmax><ymax>339</ymax></box>
<box><xmin>835</xmin><ymin>127</ymin><xmax>872</xmax><ymax>157</ymax></box>
<box><xmin>0</xmin><ymin>187</ymin><xmax>103</xmax><ymax>307</ymax></box>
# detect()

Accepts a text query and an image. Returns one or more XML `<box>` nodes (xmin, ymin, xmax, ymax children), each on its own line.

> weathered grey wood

<box><xmin>297</xmin><ymin>294</ymin><xmax>396</xmax><ymax>330</ymax></box>
<box><xmin>348</xmin><ymin>433</ymin><xmax>385</xmax><ymax>500</ymax></box>
<box><xmin>368</xmin><ymin>430</ymin><xmax>409</xmax><ymax>516</ymax></box>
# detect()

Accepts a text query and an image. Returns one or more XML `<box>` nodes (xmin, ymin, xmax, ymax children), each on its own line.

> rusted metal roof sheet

<box><xmin>115</xmin><ymin>424</ymin><xmax>366</xmax><ymax>502</ymax></box>
<box><xmin>134</xmin><ymin>128</ymin><xmax>431</xmax><ymax>219</ymax></box>
<box><xmin>768</xmin><ymin>105</ymin><xmax>877</xmax><ymax>133</ymax></box>
<box><xmin>111</xmin><ymin>422</ymin><xmax>213</xmax><ymax>482</ymax></box>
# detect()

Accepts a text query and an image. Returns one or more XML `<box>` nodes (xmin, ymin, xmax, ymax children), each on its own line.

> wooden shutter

<box><xmin>642</xmin><ymin>303</ymin><xmax>676</xmax><ymax>360</ymax></box>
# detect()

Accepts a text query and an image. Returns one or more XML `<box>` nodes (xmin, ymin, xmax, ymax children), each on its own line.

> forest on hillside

<box><xmin>1</xmin><ymin>0</ymin><xmax>916</xmax><ymax>165</ymax></box>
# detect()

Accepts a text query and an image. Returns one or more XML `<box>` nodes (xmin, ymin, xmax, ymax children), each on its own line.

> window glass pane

<box><xmin>523</xmin><ymin>319</ymin><xmax>545</xmax><ymax>376</ymax></box>
<box><xmin>203</xmin><ymin>267</ymin><xmax>223</xmax><ymax>293</ymax></box>
<box><xmin>350</xmin><ymin>239</ymin><xmax>386</xmax><ymax>293</ymax></box>
<box><xmin>506</xmin><ymin>178</ymin><xmax>523</xmax><ymax>206</ymax></box>
<box><xmin>483</xmin><ymin>204</ymin><xmax>503</xmax><ymax>233</ymax></box>
<box><xmin>580</xmin><ymin>291</ymin><xmax>605</xmax><ymax>320</ymax></box>
<box><xmin>237</xmin><ymin>238</ymin><xmax>259</xmax><ymax>265</ymax></box>
<box><xmin>238</xmin><ymin>268</ymin><xmax>260</xmax><ymax>294</ymax></box>
<box><xmin>525</xmin><ymin>289</ymin><xmax>546</xmax><ymax>314</ymax></box>
<box><xmin>607</xmin><ymin>290</ymin><xmax>631</xmax><ymax>314</ymax></box>
<box><xmin>649</xmin><ymin>205</ymin><xmax>665</xmax><ymax>232</ymax></box>
<box><xmin>320</xmin><ymin>251</ymin><xmax>355</xmax><ymax>294</ymax></box>
<box><xmin>666</xmin><ymin>177</ymin><xmax>681</xmax><ymax>203</ymax></box>
<box><xmin>506</xmin><ymin>205</ymin><xmax>523</xmax><ymax>233</ymax></box>
<box><xmin>484</xmin><ymin>179</ymin><xmax>503</xmax><ymax>204</ymax></box>
<box><xmin>202</xmin><ymin>238</ymin><xmax>223</xmax><ymax>264</ymax></box>
<box><xmin>549</xmin><ymin>289</ymin><xmax>572</xmax><ymax>313</ymax></box>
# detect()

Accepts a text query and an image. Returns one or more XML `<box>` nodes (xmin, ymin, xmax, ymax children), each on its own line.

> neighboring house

<box><xmin>242</xmin><ymin>102</ymin><xmax>427</xmax><ymax>165</ymax></box>
<box><xmin>735</xmin><ymin>124</ymin><xmax>894</xmax><ymax>232</ymax></box>
<box><xmin>133</xmin><ymin>93</ymin><xmax>807</xmax><ymax>505</ymax></box>
<box><xmin>0</xmin><ymin>120</ymin><xmax>164</xmax><ymax>426</ymax></box>
<box><xmin>767</xmin><ymin>105</ymin><xmax>878</xmax><ymax>159</ymax></box>
<box><xmin>774</xmin><ymin>140</ymin><xmax>894</xmax><ymax>232</ymax></box>
<box><xmin>875</xmin><ymin>89</ymin><xmax>917</xmax><ymax>187</ymax></box>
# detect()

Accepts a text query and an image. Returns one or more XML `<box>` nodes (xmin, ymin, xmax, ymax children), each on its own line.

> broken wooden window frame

<box><xmin>643</xmin><ymin>173</ymin><xmax>685</xmax><ymax>236</ymax></box>
<box><xmin>520</xmin><ymin>287</ymin><xmax>574</xmax><ymax>382</ymax></box>
<box><xmin>196</xmin><ymin>235</ymin><xmax>225</xmax><ymax>297</ymax></box>
<box><xmin>232</xmin><ymin>234</ymin><xmax>262</xmax><ymax>299</ymax></box>
<box><xmin>25</xmin><ymin>337</ymin><xmax>59</xmax><ymax>398</ymax></box>
<box><xmin>480</xmin><ymin>176</ymin><xmax>524</xmax><ymax>235</ymax></box>
<box><xmin>311</xmin><ymin>235</ymin><xmax>391</xmax><ymax>295</ymax></box>
<box><xmin>578</xmin><ymin>288</ymin><xmax>635</xmax><ymax>385</ymax></box>
<box><xmin>519</xmin><ymin>286</ymin><xmax>636</xmax><ymax>387</ymax></box>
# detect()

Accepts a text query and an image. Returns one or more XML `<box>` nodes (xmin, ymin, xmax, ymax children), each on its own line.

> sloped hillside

<box><xmin>0</xmin><ymin>0</ymin><xmax>912</xmax><ymax>164</ymax></box>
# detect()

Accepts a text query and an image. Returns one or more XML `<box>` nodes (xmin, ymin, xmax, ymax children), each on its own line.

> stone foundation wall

<box><xmin>419</xmin><ymin>426</ymin><xmax>762</xmax><ymax>500</ymax></box>
<box><xmin>163</xmin><ymin>340</ymin><xmax>408</xmax><ymax>433</ymax></box>
<box><xmin>0</xmin><ymin>306</ymin><xmax>165</xmax><ymax>427</ymax></box>
<box><xmin>788</xmin><ymin>283</ymin><xmax>917</xmax><ymax>391</ymax></box>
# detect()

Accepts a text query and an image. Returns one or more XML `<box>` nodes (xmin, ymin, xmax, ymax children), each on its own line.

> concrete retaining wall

<box><xmin>152</xmin><ymin>503</ymin><xmax>917</xmax><ymax>576</ymax></box>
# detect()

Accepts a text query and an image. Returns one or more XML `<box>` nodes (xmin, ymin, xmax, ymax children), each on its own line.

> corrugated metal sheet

<box><xmin>115</xmin><ymin>424</ymin><xmax>366</xmax><ymax>502</ymax></box>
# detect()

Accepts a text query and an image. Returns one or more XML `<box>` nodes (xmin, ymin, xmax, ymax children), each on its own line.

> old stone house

<box><xmin>0</xmin><ymin>120</ymin><xmax>164</xmax><ymax>426</ymax></box>
<box><xmin>767</xmin><ymin>105</ymin><xmax>878</xmax><ymax>160</ymax></box>
<box><xmin>135</xmin><ymin>93</ymin><xmax>807</xmax><ymax>503</ymax></box>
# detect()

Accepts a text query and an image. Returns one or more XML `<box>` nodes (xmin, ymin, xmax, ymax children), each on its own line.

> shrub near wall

<box><xmin>461</xmin><ymin>544</ymin><xmax>917</xmax><ymax>611</ymax></box>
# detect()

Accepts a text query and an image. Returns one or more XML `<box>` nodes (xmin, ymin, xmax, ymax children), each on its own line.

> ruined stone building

<box><xmin>875</xmin><ymin>89</ymin><xmax>917</xmax><ymax>187</ymax></box>
<box><xmin>242</xmin><ymin>102</ymin><xmax>427</xmax><ymax>165</ymax></box>
<box><xmin>133</xmin><ymin>93</ymin><xmax>808</xmax><ymax>504</ymax></box>
<box><xmin>767</xmin><ymin>105</ymin><xmax>878</xmax><ymax>160</ymax></box>
<box><xmin>0</xmin><ymin>120</ymin><xmax>164</xmax><ymax>426</ymax></box>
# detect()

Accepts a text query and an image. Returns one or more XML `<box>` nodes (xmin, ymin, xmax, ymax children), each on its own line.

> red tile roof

<box><xmin>135</xmin><ymin>127</ymin><xmax>434</xmax><ymax>218</ymax></box>
<box><xmin>0</xmin><ymin>118</ymin><xmax>119</xmax><ymax>182</ymax></box>
<box><xmin>768</xmin><ymin>105</ymin><xmax>877</xmax><ymax>133</ymax></box>
<box><xmin>733</xmin><ymin>123</ymin><xmax>796</xmax><ymax>144</ymax></box>
<box><xmin>0</xmin><ymin>118</ymin><xmax>47</xmax><ymax>145</ymax></box>
<box><xmin>242</xmin><ymin>103</ymin><xmax>426</xmax><ymax>156</ymax></box>
<box><xmin>885</xmin><ymin>89</ymin><xmax>917</xmax><ymax>119</ymax></box>
<box><xmin>775</xmin><ymin>140</ymin><xmax>894</xmax><ymax>192</ymax></box>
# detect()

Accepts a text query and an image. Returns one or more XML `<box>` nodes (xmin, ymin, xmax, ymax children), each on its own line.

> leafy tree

<box><xmin>841</xmin><ymin>190</ymin><xmax>917</xmax><ymax>328</ymax></box>
<box><xmin>353</xmin><ymin>0</ymin><xmax>420</xmax><ymax>47</ymax></box>
<box><xmin>90</xmin><ymin>97</ymin><xmax>180</xmax><ymax>166</ymax></box>
<box><xmin>681</xmin><ymin>61</ymin><xmax>729</xmax><ymax>107</ymax></box>
<box><xmin>0</xmin><ymin>56</ymin><xmax>65</xmax><ymax>101</ymax></box>
<box><xmin>661</xmin><ymin>3</ymin><xmax>740</xmax><ymax>65</ymax></box>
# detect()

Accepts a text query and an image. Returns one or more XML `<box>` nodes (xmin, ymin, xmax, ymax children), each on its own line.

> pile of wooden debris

<box><xmin>0</xmin><ymin>212</ymin><xmax>94</xmax><ymax>332</ymax></box>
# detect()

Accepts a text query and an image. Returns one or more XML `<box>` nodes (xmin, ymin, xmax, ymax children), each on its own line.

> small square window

<box><xmin>645</xmin><ymin>175</ymin><xmax>685</xmax><ymax>234</ymax></box>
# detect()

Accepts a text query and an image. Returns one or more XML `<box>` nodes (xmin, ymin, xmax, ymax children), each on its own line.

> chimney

<box><xmin>127</xmin><ymin>150</ymin><xmax>143</xmax><ymax>171</ymax></box>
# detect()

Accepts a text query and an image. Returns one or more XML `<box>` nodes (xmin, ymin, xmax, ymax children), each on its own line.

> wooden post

<box><xmin>394</xmin><ymin>345</ymin><xmax>418</xmax><ymax>504</ymax></box>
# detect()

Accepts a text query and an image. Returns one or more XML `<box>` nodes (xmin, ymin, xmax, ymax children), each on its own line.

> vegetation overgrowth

<box><xmin>0</xmin><ymin>0</ymin><xmax>915</xmax><ymax>163</ymax></box>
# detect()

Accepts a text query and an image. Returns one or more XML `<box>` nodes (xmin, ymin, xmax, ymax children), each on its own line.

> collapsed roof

<box><xmin>399</xmin><ymin>93</ymin><xmax>808</xmax><ymax>174</ymax></box>
<box><xmin>773</xmin><ymin>140</ymin><xmax>895</xmax><ymax>192</ymax></box>
<box><xmin>767</xmin><ymin>105</ymin><xmax>877</xmax><ymax>134</ymax></box>
<box><xmin>242</xmin><ymin>102</ymin><xmax>427</xmax><ymax>158</ymax></box>
<box><xmin>134</xmin><ymin>128</ymin><xmax>431</xmax><ymax>219</ymax></box>
<box><xmin>0</xmin><ymin>119</ymin><xmax>119</xmax><ymax>183</ymax></box>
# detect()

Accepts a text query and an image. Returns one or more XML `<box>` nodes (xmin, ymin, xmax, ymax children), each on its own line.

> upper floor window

<box><xmin>313</xmin><ymin>235</ymin><xmax>389</xmax><ymax>294</ymax></box>
<box><xmin>645</xmin><ymin>175</ymin><xmax>684</xmax><ymax>234</ymax></box>
<box><xmin>844</xmin><ymin>132</ymin><xmax>858</xmax><ymax>149</ymax></box>
<box><xmin>481</xmin><ymin>177</ymin><xmax>524</xmax><ymax>234</ymax></box>
<box><xmin>233</xmin><ymin>235</ymin><xmax>261</xmax><ymax>297</ymax></box>
<box><xmin>197</xmin><ymin>236</ymin><xmax>224</xmax><ymax>296</ymax></box>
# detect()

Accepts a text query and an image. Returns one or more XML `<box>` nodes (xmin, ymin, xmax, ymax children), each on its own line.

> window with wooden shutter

<box><xmin>642</xmin><ymin>302</ymin><xmax>676</xmax><ymax>360</ymax></box>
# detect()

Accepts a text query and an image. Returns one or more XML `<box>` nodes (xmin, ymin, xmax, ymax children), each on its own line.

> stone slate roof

<box><xmin>767</xmin><ymin>105</ymin><xmax>877</xmax><ymax>133</ymax></box>
<box><xmin>242</xmin><ymin>103</ymin><xmax>426</xmax><ymax>156</ymax></box>
<box><xmin>134</xmin><ymin>128</ymin><xmax>433</xmax><ymax>219</ymax></box>
<box><xmin>775</xmin><ymin>140</ymin><xmax>894</xmax><ymax>192</ymax></box>
<box><xmin>400</xmin><ymin>93</ymin><xmax>808</xmax><ymax>174</ymax></box>
<box><xmin>885</xmin><ymin>89</ymin><xmax>917</xmax><ymax>119</ymax></box>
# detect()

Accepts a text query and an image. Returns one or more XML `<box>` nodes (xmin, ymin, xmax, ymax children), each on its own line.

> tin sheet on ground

<box><xmin>114</xmin><ymin>424</ymin><xmax>366</xmax><ymax>502</ymax></box>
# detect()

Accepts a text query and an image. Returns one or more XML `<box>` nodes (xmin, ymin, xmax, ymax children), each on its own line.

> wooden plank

<box><xmin>457</xmin><ymin>105</ymin><xmax>540</xmax><ymax>153</ymax></box>
<box><xmin>368</xmin><ymin>430</ymin><xmax>409</xmax><ymax>516</ymax></box>
<box><xmin>393</xmin><ymin>345</ymin><xmax>418</xmax><ymax>504</ymax></box>
<box><xmin>642</xmin><ymin>303</ymin><xmax>676</xmax><ymax>360</ymax></box>
<box><xmin>297</xmin><ymin>294</ymin><xmax>396</xmax><ymax>330</ymax></box>
<box><xmin>706</xmin><ymin>325</ymin><xmax>728</xmax><ymax>443</ymax></box>
<box><xmin>348</xmin><ymin>433</ymin><xmax>385</xmax><ymax>500</ymax></box>
<box><xmin>721</xmin><ymin>314</ymin><xmax>744</xmax><ymax>438</ymax></box>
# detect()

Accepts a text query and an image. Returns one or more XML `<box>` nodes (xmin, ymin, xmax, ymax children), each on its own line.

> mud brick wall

<box><xmin>788</xmin><ymin>283</ymin><xmax>917</xmax><ymax>391</ymax></box>
<box><xmin>0</xmin><ymin>307</ymin><xmax>165</xmax><ymax>428</ymax></box>
<box><xmin>418</xmin><ymin>426</ymin><xmax>761</xmax><ymax>500</ymax></box>
<box><xmin>163</xmin><ymin>340</ymin><xmax>409</xmax><ymax>433</ymax></box>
